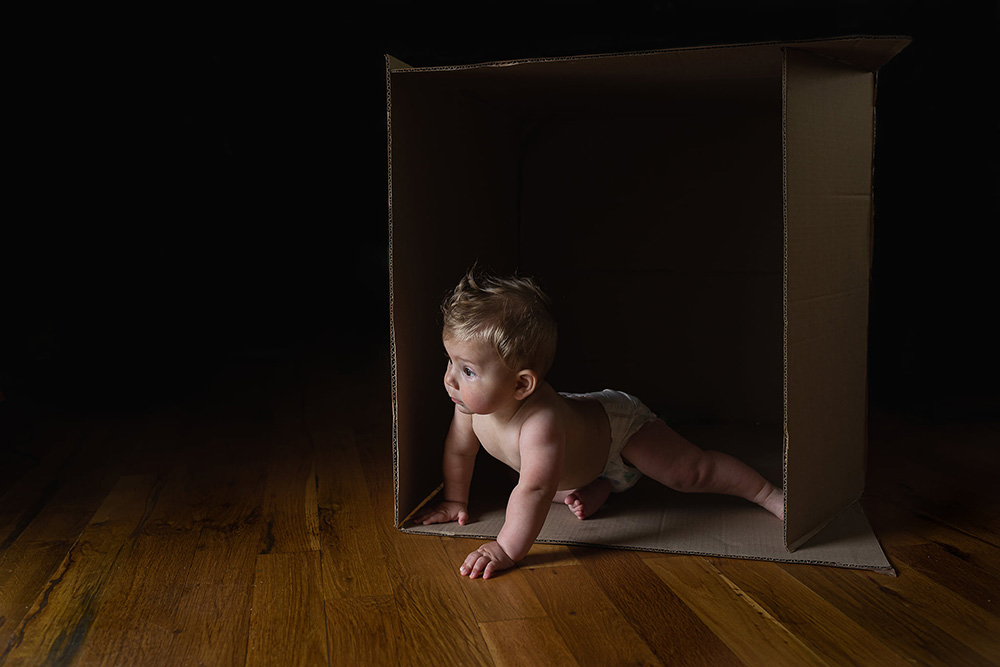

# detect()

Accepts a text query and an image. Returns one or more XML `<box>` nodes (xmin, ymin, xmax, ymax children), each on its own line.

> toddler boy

<box><xmin>412</xmin><ymin>269</ymin><xmax>785</xmax><ymax>580</ymax></box>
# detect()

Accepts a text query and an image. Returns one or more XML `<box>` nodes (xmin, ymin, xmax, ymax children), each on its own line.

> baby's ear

<box><xmin>514</xmin><ymin>370</ymin><xmax>539</xmax><ymax>400</ymax></box>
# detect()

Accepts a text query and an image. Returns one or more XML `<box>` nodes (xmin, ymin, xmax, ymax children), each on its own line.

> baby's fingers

<box><xmin>421</xmin><ymin>510</ymin><xmax>447</xmax><ymax>525</ymax></box>
<box><xmin>460</xmin><ymin>552</ymin><xmax>486</xmax><ymax>578</ymax></box>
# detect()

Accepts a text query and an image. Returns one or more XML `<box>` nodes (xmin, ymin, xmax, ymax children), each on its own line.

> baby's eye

<box><xmin>463</xmin><ymin>367</ymin><xmax>476</xmax><ymax>378</ymax></box>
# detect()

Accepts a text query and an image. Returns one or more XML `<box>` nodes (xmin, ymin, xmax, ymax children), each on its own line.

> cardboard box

<box><xmin>387</xmin><ymin>36</ymin><xmax>910</xmax><ymax>573</ymax></box>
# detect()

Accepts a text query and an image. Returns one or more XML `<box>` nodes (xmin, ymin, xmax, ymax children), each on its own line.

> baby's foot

<box><xmin>755</xmin><ymin>485</ymin><xmax>785</xmax><ymax>521</ymax></box>
<box><xmin>564</xmin><ymin>478</ymin><xmax>613</xmax><ymax>520</ymax></box>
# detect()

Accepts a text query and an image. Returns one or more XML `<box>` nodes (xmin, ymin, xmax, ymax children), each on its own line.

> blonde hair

<box><xmin>442</xmin><ymin>268</ymin><xmax>557</xmax><ymax>377</ymax></box>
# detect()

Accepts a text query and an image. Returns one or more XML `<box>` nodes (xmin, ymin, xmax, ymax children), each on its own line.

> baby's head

<box><xmin>441</xmin><ymin>268</ymin><xmax>557</xmax><ymax>379</ymax></box>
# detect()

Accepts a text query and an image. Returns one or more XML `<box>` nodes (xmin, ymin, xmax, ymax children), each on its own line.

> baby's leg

<box><xmin>622</xmin><ymin>420</ymin><xmax>784</xmax><ymax>520</ymax></box>
<box><xmin>557</xmin><ymin>478</ymin><xmax>613</xmax><ymax>520</ymax></box>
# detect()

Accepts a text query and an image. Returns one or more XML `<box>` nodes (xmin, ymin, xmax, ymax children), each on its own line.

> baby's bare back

<box><xmin>473</xmin><ymin>383</ymin><xmax>612</xmax><ymax>491</ymax></box>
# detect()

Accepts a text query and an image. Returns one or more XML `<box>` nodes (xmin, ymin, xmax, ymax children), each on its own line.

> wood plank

<box><xmin>867</xmin><ymin>419</ymin><xmax>1000</xmax><ymax>545</ymax></box>
<box><xmin>519</xmin><ymin>543</ymin><xmax>580</xmax><ymax>570</ymax></box>
<box><xmin>865</xmin><ymin>496</ymin><xmax>1000</xmax><ymax>612</ymax></box>
<box><xmin>375</xmin><ymin>530</ymin><xmax>494</xmax><ymax>666</ymax></box>
<box><xmin>857</xmin><ymin>561</ymin><xmax>1000</xmax><ymax>662</ymax></box>
<box><xmin>780</xmin><ymin>558</ymin><xmax>1000</xmax><ymax>666</ymax></box>
<box><xmin>258</xmin><ymin>388</ymin><xmax>322</xmax><ymax>555</ymax></box>
<box><xmin>164</xmin><ymin>457</ymin><xmax>266</xmax><ymax>667</ymax></box>
<box><xmin>258</xmin><ymin>448</ymin><xmax>321</xmax><ymax>555</ymax></box>
<box><xmin>246</xmin><ymin>551</ymin><xmax>328</xmax><ymax>667</ymax></box>
<box><xmin>0</xmin><ymin>422</ymin><xmax>126</xmax><ymax>654</ymax></box>
<box><xmin>480</xmin><ymin>617</ymin><xmax>578</xmax><ymax>667</ymax></box>
<box><xmin>645</xmin><ymin>556</ymin><xmax>825</xmax><ymax>666</ymax></box>
<box><xmin>0</xmin><ymin>540</ymin><xmax>75</xmax><ymax>657</ymax></box>
<box><xmin>0</xmin><ymin>419</ymin><xmax>93</xmax><ymax>552</ymax></box>
<box><xmin>390</xmin><ymin>571</ymin><xmax>494</xmax><ymax>667</ymax></box>
<box><xmin>575</xmin><ymin>546</ymin><xmax>743</xmax><ymax>666</ymax></box>
<box><xmin>315</xmin><ymin>428</ymin><xmax>392</xmax><ymax>599</ymax></box>
<box><xmin>357</xmin><ymin>425</ymin><xmax>496</xmax><ymax>667</ymax></box>
<box><xmin>703</xmin><ymin>556</ymin><xmax>911</xmax><ymax>665</ymax></box>
<box><xmin>522</xmin><ymin>562</ymin><xmax>663</xmax><ymax>666</ymax></box>
<box><xmin>60</xmin><ymin>447</ymin><xmax>209</xmax><ymax>666</ymax></box>
<box><xmin>891</xmin><ymin>541</ymin><xmax>1000</xmax><ymax>616</ymax></box>
<box><xmin>442</xmin><ymin>537</ymin><xmax>547</xmax><ymax>623</ymax></box>
<box><xmin>326</xmin><ymin>596</ymin><xmax>401</xmax><ymax>666</ymax></box>
<box><xmin>69</xmin><ymin>529</ymin><xmax>201</xmax><ymax>666</ymax></box>
<box><xmin>0</xmin><ymin>407</ymin><xmax>66</xmax><ymax>507</ymax></box>
<box><xmin>365</xmin><ymin>465</ymin><xmax>493</xmax><ymax>665</ymax></box>
<box><xmin>0</xmin><ymin>474</ymin><xmax>160</xmax><ymax>666</ymax></box>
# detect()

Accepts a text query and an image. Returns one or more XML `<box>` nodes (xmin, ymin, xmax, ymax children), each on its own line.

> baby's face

<box><xmin>442</xmin><ymin>335</ymin><xmax>518</xmax><ymax>416</ymax></box>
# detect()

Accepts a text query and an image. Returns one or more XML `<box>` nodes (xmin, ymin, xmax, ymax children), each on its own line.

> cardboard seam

<box><xmin>786</xmin><ymin>285</ymin><xmax>869</xmax><ymax>307</ymax></box>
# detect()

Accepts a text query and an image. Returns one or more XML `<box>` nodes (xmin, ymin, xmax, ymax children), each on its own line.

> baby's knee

<box><xmin>670</xmin><ymin>452</ymin><xmax>716</xmax><ymax>493</ymax></box>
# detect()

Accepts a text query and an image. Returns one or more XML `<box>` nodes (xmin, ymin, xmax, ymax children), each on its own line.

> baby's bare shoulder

<box><xmin>517</xmin><ymin>391</ymin><xmax>571</xmax><ymax>445</ymax></box>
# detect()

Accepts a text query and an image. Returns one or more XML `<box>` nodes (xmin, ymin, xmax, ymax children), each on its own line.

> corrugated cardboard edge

<box><xmin>780</xmin><ymin>48</ymin><xmax>791</xmax><ymax>548</ymax></box>
<box><xmin>386</xmin><ymin>54</ymin><xmax>412</xmax><ymax>528</ymax></box>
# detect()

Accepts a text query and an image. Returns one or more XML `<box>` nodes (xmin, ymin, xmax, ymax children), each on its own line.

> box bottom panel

<box><xmin>399</xmin><ymin>424</ymin><xmax>892</xmax><ymax>573</ymax></box>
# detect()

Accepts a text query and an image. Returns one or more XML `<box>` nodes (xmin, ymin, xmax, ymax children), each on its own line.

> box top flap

<box><xmin>385</xmin><ymin>35</ymin><xmax>910</xmax><ymax>75</ymax></box>
<box><xmin>789</xmin><ymin>36</ymin><xmax>911</xmax><ymax>72</ymax></box>
<box><xmin>386</xmin><ymin>55</ymin><xmax>413</xmax><ymax>71</ymax></box>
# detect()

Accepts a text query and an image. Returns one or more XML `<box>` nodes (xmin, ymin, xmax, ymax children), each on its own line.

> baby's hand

<box><xmin>459</xmin><ymin>541</ymin><xmax>515</xmax><ymax>580</ymax></box>
<box><xmin>411</xmin><ymin>500</ymin><xmax>469</xmax><ymax>526</ymax></box>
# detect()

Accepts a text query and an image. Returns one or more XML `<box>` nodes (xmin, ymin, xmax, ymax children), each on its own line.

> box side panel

<box><xmin>389</xmin><ymin>71</ymin><xmax>521</xmax><ymax>524</ymax></box>
<box><xmin>783</xmin><ymin>49</ymin><xmax>875</xmax><ymax>549</ymax></box>
<box><xmin>520</xmin><ymin>98</ymin><xmax>784</xmax><ymax>425</ymax></box>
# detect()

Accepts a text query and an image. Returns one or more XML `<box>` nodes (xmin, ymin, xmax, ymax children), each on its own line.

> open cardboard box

<box><xmin>387</xmin><ymin>36</ymin><xmax>910</xmax><ymax>573</ymax></box>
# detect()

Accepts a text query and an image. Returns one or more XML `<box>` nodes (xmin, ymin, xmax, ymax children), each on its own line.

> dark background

<box><xmin>3</xmin><ymin>1</ymin><xmax>997</xmax><ymax>421</ymax></box>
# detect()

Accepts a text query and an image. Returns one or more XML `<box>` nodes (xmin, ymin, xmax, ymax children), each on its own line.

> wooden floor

<box><xmin>1</xmin><ymin>347</ymin><xmax>998</xmax><ymax>666</ymax></box>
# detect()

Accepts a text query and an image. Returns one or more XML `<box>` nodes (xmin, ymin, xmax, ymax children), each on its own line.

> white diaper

<box><xmin>561</xmin><ymin>389</ymin><xmax>658</xmax><ymax>492</ymax></box>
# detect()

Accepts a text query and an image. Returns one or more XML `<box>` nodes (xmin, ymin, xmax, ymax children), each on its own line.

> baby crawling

<box><xmin>412</xmin><ymin>269</ymin><xmax>784</xmax><ymax>580</ymax></box>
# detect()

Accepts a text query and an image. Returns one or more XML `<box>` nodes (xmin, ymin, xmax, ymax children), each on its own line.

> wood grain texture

<box><xmin>1</xmin><ymin>475</ymin><xmax>159</xmax><ymax>666</ymax></box>
<box><xmin>0</xmin><ymin>351</ymin><xmax>997</xmax><ymax>666</ymax></box>
<box><xmin>646</xmin><ymin>556</ymin><xmax>826</xmax><ymax>666</ymax></box>
<box><xmin>579</xmin><ymin>546</ymin><xmax>743</xmax><ymax>666</ymax></box>
<box><xmin>443</xmin><ymin>537</ymin><xmax>548</xmax><ymax>623</ymax></box>
<box><xmin>701</xmin><ymin>556</ymin><xmax>911</xmax><ymax>665</ymax></box>
<box><xmin>246</xmin><ymin>551</ymin><xmax>328</xmax><ymax>667</ymax></box>
<box><xmin>522</xmin><ymin>563</ymin><xmax>663</xmax><ymax>666</ymax></box>
<box><xmin>325</xmin><ymin>596</ymin><xmax>400</xmax><ymax>666</ymax></box>
<box><xmin>479</xmin><ymin>617</ymin><xmax>578</xmax><ymax>667</ymax></box>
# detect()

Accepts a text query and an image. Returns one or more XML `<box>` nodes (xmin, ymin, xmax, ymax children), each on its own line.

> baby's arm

<box><xmin>461</xmin><ymin>415</ymin><xmax>563</xmax><ymax>579</ymax></box>
<box><xmin>412</xmin><ymin>407</ymin><xmax>479</xmax><ymax>526</ymax></box>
